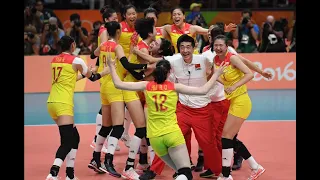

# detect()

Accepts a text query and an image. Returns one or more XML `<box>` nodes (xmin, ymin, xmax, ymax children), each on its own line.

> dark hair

<box><xmin>241</xmin><ymin>9</ymin><xmax>252</xmax><ymax>17</ymax></box>
<box><xmin>177</xmin><ymin>34</ymin><xmax>195</xmax><ymax>53</ymax></box>
<box><xmin>210</xmin><ymin>25</ymin><xmax>224</xmax><ymax>51</ymax></box>
<box><xmin>153</xmin><ymin>59</ymin><xmax>171</xmax><ymax>84</ymax></box>
<box><xmin>135</xmin><ymin>18</ymin><xmax>155</xmax><ymax>40</ymax></box>
<box><xmin>105</xmin><ymin>21</ymin><xmax>121</xmax><ymax>37</ymax></box>
<box><xmin>100</xmin><ymin>5</ymin><xmax>116</xmax><ymax>22</ymax></box>
<box><xmin>57</xmin><ymin>36</ymin><xmax>75</xmax><ymax>52</ymax></box>
<box><xmin>70</xmin><ymin>13</ymin><xmax>80</xmax><ymax>21</ymax></box>
<box><xmin>213</xmin><ymin>35</ymin><xmax>228</xmax><ymax>44</ymax></box>
<box><xmin>215</xmin><ymin>22</ymin><xmax>225</xmax><ymax>31</ymax></box>
<box><xmin>171</xmin><ymin>6</ymin><xmax>185</xmax><ymax>15</ymax></box>
<box><xmin>159</xmin><ymin>38</ymin><xmax>175</xmax><ymax>56</ymax></box>
<box><xmin>144</xmin><ymin>1</ymin><xmax>162</xmax><ymax>18</ymax></box>
<box><xmin>118</xmin><ymin>0</ymin><xmax>137</xmax><ymax>21</ymax></box>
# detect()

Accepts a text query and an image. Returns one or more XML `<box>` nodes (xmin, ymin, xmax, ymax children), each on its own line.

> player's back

<box><xmin>145</xmin><ymin>81</ymin><xmax>180</xmax><ymax>138</ymax></box>
<box><xmin>47</xmin><ymin>53</ymin><xmax>78</xmax><ymax>106</ymax></box>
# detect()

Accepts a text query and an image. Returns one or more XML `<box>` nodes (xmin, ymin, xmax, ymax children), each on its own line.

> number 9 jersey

<box><xmin>47</xmin><ymin>53</ymin><xmax>88</xmax><ymax>107</ymax></box>
<box><xmin>145</xmin><ymin>81</ymin><xmax>180</xmax><ymax>138</ymax></box>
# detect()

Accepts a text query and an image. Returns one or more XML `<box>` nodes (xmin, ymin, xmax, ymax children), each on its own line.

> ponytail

<box><xmin>153</xmin><ymin>59</ymin><xmax>171</xmax><ymax>84</ymax></box>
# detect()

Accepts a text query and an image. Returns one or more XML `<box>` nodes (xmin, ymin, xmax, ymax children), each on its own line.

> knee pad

<box><xmin>58</xmin><ymin>124</ymin><xmax>74</xmax><ymax>150</ymax></box>
<box><xmin>221</xmin><ymin>138</ymin><xmax>233</xmax><ymax>149</ymax></box>
<box><xmin>98</xmin><ymin>126</ymin><xmax>112</xmax><ymax>138</ymax></box>
<box><xmin>134</xmin><ymin>127</ymin><xmax>146</xmax><ymax>139</ymax></box>
<box><xmin>178</xmin><ymin>167</ymin><xmax>193</xmax><ymax>180</ymax></box>
<box><xmin>110</xmin><ymin>125</ymin><xmax>124</xmax><ymax>139</ymax></box>
<box><xmin>98</xmin><ymin>108</ymin><xmax>102</xmax><ymax>115</ymax></box>
<box><xmin>72</xmin><ymin>126</ymin><xmax>80</xmax><ymax>149</ymax></box>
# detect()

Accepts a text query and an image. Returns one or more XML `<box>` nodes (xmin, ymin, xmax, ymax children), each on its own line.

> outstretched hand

<box><xmin>215</xmin><ymin>61</ymin><xmax>228</xmax><ymax>76</ymax></box>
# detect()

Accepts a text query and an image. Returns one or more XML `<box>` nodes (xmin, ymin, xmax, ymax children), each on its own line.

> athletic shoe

<box><xmin>200</xmin><ymin>169</ymin><xmax>218</xmax><ymax>178</ymax></box>
<box><xmin>45</xmin><ymin>174</ymin><xmax>60</xmax><ymax>180</ymax></box>
<box><xmin>65</xmin><ymin>176</ymin><xmax>79</xmax><ymax>180</ymax></box>
<box><xmin>136</xmin><ymin>163</ymin><xmax>150</xmax><ymax>174</ymax></box>
<box><xmin>139</xmin><ymin>169</ymin><xmax>156</xmax><ymax>180</ymax></box>
<box><xmin>100</xmin><ymin>161</ymin><xmax>121</xmax><ymax>178</ymax></box>
<box><xmin>88</xmin><ymin>159</ymin><xmax>105</xmax><ymax>174</ymax></box>
<box><xmin>217</xmin><ymin>175</ymin><xmax>233</xmax><ymax>180</ymax></box>
<box><xmin>121</xmin><ymin>167</ymin><xmax>140</xmax><ymax>180</ymax></box>
<box><xmin>247</xmin><ymin>165</ymin><xmax>266</xmax><ymax>180</ymax></box>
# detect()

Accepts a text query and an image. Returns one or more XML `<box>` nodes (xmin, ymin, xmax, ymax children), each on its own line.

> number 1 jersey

<box><xmin>145</xmin><ymin>81</ymin><xmax>180</xmax><ymax>138</ymax></box>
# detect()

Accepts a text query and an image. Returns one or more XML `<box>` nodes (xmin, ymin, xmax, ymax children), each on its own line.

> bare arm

<box><xmin>230</xmin><ymin>55</ymin><xmax>253</xmax><ymax>88</ymax></box>
<box><xmin>191</xmin><ymin>25</ymin><xmax>208</xmax><ymax>36</ymax></box>
<box><xmin>100</xmin><ymin>29</ymin><xmax>108</xmax><ymax>44</ymax></box>
<box><xmin>162</xmin><ymin>25</ymin><xmax>172</xmax><ymax>41</ymax></box>
<box><xmin>108</xmin><ymin>58</ymin><xmax>148</xmax><ymax>91</ymax></box>
<box><xmin>175</xmin><ymin>63</ymin><xmax>226</xmax><ymax>95</ymax></box>
<box><xmin>133</xmin><ymin>47</ymin><xmax>162</xmax><ymax>63</ymax></box>
<box><xmin>94</xmin><ymin>45</ymin><xmax>101</xmax><ymax>56</ymax></box>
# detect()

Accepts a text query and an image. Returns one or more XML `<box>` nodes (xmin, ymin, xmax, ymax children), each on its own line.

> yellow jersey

<box><xmin>47</xmin><ymin>53</ymin><xmax>78</xmax><ymax>106</ymax></box>
<box><xmin>214</xmin><ymin>51</ymin><xmax>247</xmax><ymax>100</ymax></box>
<box><xmin>99</xmin><ymin>40</ymin><xmax>127</xmax><ymax>87</ymax></box>
<box><xmin>119</xmin><ymin>21</ymin><xmax>135</xmax><ymax>57</ymax></box>
<box><xmin>97</xmin><ymin>26</ymin><xmax>107</xmax><ymax>73</ymax></box>
<box><xmin>145</xmin><ymin>81</ymin><xmax>180</xmax><ymax>138</ymax></box>
<box><xmin>156</xmin><ymin>27</ymin><xmax>163</xmax><ymax>40</ymax></box>
<box><xmin>169</xmin><ymin>23</ymin><xmax>199</xmax><ymax>54</ymax></box>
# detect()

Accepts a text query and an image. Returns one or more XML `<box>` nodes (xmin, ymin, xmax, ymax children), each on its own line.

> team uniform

<box><xmin>214</xmin><ymin>51</ymin><xmax>251</xmax><ymax>119</ymax></box>
<box><xmin>119</xmin><ymin>21</ymin><xmax>135</xmax><ymax>57</ymax></box>
<box><xmin>47</xmin><ymin>53</ymin><xmax>87</xmax><ymax>118</ymax></box>
<box><xmin>145</xmin><ymin>81</ymin><xmax>185</xmax><ymax>157</ymax></box>
<box><xmin>99</xmin><ymin>40</ymin><xmax>127</xmax><ymax>105</ymax></box>
<box><xmin>169</xmin><ymin>23</ymin><xmax>199</xmax><ymax>54</ymax></box>
<box><xmin>155</xmin><ymin>27</ymin><xmax>163</xmax><ymax>40</ymax></box>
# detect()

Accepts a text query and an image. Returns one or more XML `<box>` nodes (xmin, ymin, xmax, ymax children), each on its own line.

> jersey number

<box><xmin>102</xmin><ymin>55</ymin><xmax>106</xmax><ymax>65</ymax></box>
<box><xmin>52</xmin><ymin>67</ymin><xmax>63</xmax><ymax>83</ymax></box>
<box><xmin>152</xmin><ymin>94</ymin><xmax>168</xmax><ymax>112</ymax></box>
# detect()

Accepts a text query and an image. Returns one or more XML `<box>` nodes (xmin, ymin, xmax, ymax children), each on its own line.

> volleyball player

<box><xmin>199</xmin><ymin>25</ymin><xmax>272</xmax><ymax>178</ymax></box>
<box><xmin>107</xmin><ymin>49</ymin><xmax>228</xmax><ymax>180</ymax></box>
<box><xmin>90</xmin><ymin>5</ymin><xmax>120</xmax><ymax>153</ymax></box>
<box><xmin>212</xmin><ymin>35</ymin><xmax>265</xmax><ymax>180</ymax></box>
<box><xmin>46</xmin><ymin>36</ymin><xmax>108</xmax><ymax>180</ymax></box>
<box><xmin>88</xmin><ymin>21</ymin><xmax>148</xmax><ymax>177</ymax></box>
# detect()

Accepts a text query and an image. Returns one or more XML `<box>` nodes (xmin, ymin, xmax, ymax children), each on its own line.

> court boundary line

<box><xmin>24</xmin><ymin>120</ymin><xmax>296</xmax><ymax>127</ymax></box>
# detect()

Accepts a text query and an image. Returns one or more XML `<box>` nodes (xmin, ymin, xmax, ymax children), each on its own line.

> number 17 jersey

<box><xmin>145</xmin><ymin>81</ymin><xmax>179</xmax><ymax>138</ymax></box>
<box><xmin>47</xmin><ymin>53</ymin><xmax>78</xmax><ymax>107</ymax></box>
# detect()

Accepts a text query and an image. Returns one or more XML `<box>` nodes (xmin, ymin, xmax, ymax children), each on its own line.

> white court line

<box><xmin>24</xmin><ymin>120</ymin><xmax>296</xmax><ymax>127</ymax></box>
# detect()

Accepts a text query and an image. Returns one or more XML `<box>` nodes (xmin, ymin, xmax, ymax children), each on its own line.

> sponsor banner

<box><xmin>24</xmin><ymin>53</ymin><xmax>296</xmax><ymax>93</ymax></box>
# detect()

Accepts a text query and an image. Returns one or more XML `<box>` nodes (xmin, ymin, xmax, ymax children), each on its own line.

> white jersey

<box><xmin>166</xmin><ymin>54</ymin><xmax>211</xmax><ymax>108</ymax></box>
<box><xmin>201</xmin><ymin>47</ymin><xmax>238</xmax><ymax>102</ymax></box>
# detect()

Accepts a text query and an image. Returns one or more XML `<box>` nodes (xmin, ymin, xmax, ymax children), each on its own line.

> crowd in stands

<box><xmin>24</xmin><ymin>0</ymin><xmax>296</xmax><ymax>56</ymax></box>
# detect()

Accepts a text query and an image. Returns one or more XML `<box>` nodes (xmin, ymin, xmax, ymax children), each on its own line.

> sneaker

<box><xmin>200</xmin><ymin>169</ymin><xmax>218</xmax><ymax>178</ymax></box>
<box><xmin>88</xmin><ymin>159</ymin><xmax>105</xmax><ymax>174</ymax></box>
<box><xmin>65</xmin><ymin>176</ymin><xmax>79</xmax><ymax>180</ymax></box>
<box><xmin>217</xmin><ymin>175</ymin><xmax>233</xmax><ymax>180</ymax></box>
<box><xmin>121</xmin><ymin>167</ymin><xmax>140</xmax><ymax>180</ymax></box>
<box><xmin>100</xmin><ymin>162</ymin><xmax>121</xmax><ymax>178</ymax></box>
<box><xmin>139</xmin><ymin>169</ymin><xmax>157</xmax><ymax>180</ymax></box>
<box><xmin>45</xmin><ymin>174</ymin><xmax>60</xmax><ymax>180</ymax></box>
<box><xmin>232</xmin><ymin>155</ymin><xmax>243</xmax><ymax>170</ymax></box>
<box><xmin>247</xmin><ymin>165</ymin><xmax>265</xmax><ymax>180</ymax></box>
<box><xmin>136</xmin><ymin>163</ymin><xmax>150</xmax><ymax>174</ymax></box>
<box><xmin>195</xmin><ymin>157</ymin><xmax>204</xmax><ymax>172</ymax></box>
<box><xmin>121</xmin><ymin>134</ymin><xmax>131</xmax><ymax>148</ymax></box>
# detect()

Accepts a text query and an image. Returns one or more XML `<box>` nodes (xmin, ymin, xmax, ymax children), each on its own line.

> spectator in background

<box><xmin>186</xmin><ymin>2</ymin><xmax>208</xmax><ymax>53</ymax></box>
<box><xmin>24</xmin><ymin>2</ymin><xmax>44</xmax><ymax>33</ymax></box>
<box><xmin>24</xmin><ymin>25</ymin><xmax>41</xmax><ymax>55</ymax></box>
<box><xmin>88</xmin><ymin>21</ymin><xmax>103</xmax><ymax>53</ymax></box>
<box><xmin>34</xmin><ymin>0</ymin><xmax>63</xmax><ymax>29</ymax></box>
<box><xmin>66</xmin><ymin>13</ymin><xmax>90</xmax><ymax>55</ymax></box>
<box><xmin>233</xmin><ymin>9</ymin><xmax>259</xmax><ymax>53</ymax></box>
<box><xmin>259</xmin><ymin>16</ymin><xmax>286</xmax><ymax>52</ymax></box>
<box><xmin>40</xmin><ymin>17</ymin><xmax>64</xmax><ymax>55</ymax></box>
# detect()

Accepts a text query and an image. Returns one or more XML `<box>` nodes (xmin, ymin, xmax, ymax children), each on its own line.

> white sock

<box><xmin>123</xmin><ymin>109</ymin><xmax>132</xmax><ymax>136</ymax></box>
<box><xmin>53</xmin><ymin>158</ymin><xmax>63</xmax><ymax>167</ymax></box>
<box><xmin>222</xmin><ymin>148</ymin><xmax>233</xmax><ymax>167</ymax></box>
<box><xmin>66</xmin><ymin>149</ymin><xmax>77</xmax><ymax>167</ymax></box>
<box><xmin>148</xmin><ymin>146</ymin><xmax>155</xmax><ymax>164</ymax></box>
<box><xmin>95</xmin><ymin>135</ymin><xmax>107</xmax><ymax>152</ymax></box>
<box><xmin>128</xmin><ymin>136</ymin><xmax>142</xmax><ymax>159</ymax></box>
<box><xmin>95</xmin><ymin>114</ymin><xmax>102</xmax><ymax>136</ymax></box>
<box><xmin>106</xmin><ymin>136</ymin><xmax>119</xmax><ymax>155</ymax></box>
<box><xmin>140</xmin><ymin>138</ymin><xmax>148</xmax><ymax>154</ymax></box>
<box><xmin>247</xmin><ymin>156</ymin><xmax>259</xmax><ymax>170</ymax></box>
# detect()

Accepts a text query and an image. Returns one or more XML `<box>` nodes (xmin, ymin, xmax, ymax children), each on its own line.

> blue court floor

<box><xmin>24</xmin><ymin>90</ymin><xmax>296</xmax><ymax>125</ymax></box>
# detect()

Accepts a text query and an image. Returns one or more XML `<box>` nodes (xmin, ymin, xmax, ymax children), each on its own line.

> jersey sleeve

<box><xmin>73</xmin><ymin>57</ymin><xmax>88</xmax><ymax>75</ymax></box>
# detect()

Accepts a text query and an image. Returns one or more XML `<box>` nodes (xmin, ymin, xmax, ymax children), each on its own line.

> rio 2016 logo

<box><xmin>252</xmin><ymin>61</ymin><xmax>296</xmax><ymax>82</ymax></box>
